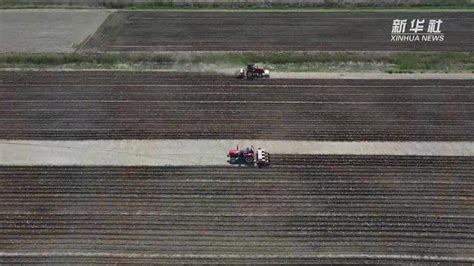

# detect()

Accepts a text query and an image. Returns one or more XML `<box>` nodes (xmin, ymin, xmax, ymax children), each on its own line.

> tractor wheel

<box><xmin>246</xmin><ymin>71</ymin><xmax>254</xmax><ymax>80</ymax></box>
<box><xmin>244</xmin><ymin>155</ymin><xmax>254</xmax><ymax>163</ymax></box>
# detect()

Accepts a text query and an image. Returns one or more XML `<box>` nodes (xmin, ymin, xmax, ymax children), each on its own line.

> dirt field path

<box><xmin>1</xmin><ymin>140</ymin><xmax>472</xmax><ymax>166</ymax></box>
<box><xmin>272</xmin><ymin>72</ymin><xmax>474</xmax><ymax>79</ymax></box>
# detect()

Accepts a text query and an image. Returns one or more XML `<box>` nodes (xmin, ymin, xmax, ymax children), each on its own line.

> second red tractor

<box><xmin>238</xmin><ymin>64</ymin><xmax>270</xmax><ymax>80</ymax></box>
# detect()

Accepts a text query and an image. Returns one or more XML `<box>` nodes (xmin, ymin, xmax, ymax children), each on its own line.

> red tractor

<box><xmin>227</xmin><ymin>145</ymin><xmax>270</xmax><ymax>168</ymax></box>
<box><xmin>238</xmin><ymin>64</ymin><xmax>270</xmax><ymax>80</ymax></box>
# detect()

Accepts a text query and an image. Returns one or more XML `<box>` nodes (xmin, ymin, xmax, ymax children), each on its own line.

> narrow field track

<box><xmin>0</xmin><ymin>155</ymin><xmax>472</xmax><ymax>264</ymax></box>
<box><xmin>81</xmin><ymin>11</ymin><xmax>474</xmax><ymax>52</ymax></box>
<box><xmin>1</xmin><ymin>71</ymin><xmax>472</xmax><ymax>141</ymax></box>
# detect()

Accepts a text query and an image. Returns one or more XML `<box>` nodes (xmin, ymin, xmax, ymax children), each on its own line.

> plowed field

<box><xmin>1</xmin><ymin>71</ymin><xmax>472</xmax><ymax>141</ymax></box>
<box><xmin>81</xmin><ymin>11</ymin><xmax>474</xmax><ymax>52</ymax></box>
<box><xmin>0</xmin><ymin>155</ymin><xmax>472</xmax><ymax>264</ymax></box>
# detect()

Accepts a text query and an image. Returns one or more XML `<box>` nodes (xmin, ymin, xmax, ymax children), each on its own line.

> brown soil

<box><xmin>1</xmin><ymin>71</ymin><xmax>472</xmax><ymax>141</ymax></box>
<box><xmin>0</xmin><ymin>155</ymin><xmax>472</xmax><ymax>263</ymax></box>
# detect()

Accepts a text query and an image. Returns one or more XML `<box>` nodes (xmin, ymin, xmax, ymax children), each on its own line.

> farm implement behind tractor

<box><xmin>227</xmin><ymin>145</ymin><xmax>270</xmax><ymax>168</ymax></box>
<box><xmin>238</xmin><ymin>64</ymin><xmax>270</xmax><ymax>80</ymax></box>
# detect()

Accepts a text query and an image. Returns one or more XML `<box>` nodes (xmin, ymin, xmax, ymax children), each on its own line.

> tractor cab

<box><xmin>247</xmin><ymin>64</ymin><xmax>259</xmax><ymax>72</ymax></box>
<box><xmin>227</xmin><ymin>145</ymin><xmax>255</xmax><ymax>165</ymax></box>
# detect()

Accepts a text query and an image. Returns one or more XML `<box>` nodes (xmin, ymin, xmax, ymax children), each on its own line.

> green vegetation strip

<box><xmin>1</xmin><ymin>52</ymin><xmax>472</xmax><ymax>73</ymax></box>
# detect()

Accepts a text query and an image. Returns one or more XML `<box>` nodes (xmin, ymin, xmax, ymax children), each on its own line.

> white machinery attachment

<box><xmin>256</xmin><ymin>148</ymin><xmax>270</xmax><ymax>168</ymax></box>
<box><xmin>264</xmin><ymin>69</ymin><xmax>270</xmax><ymax>78</ymax></box>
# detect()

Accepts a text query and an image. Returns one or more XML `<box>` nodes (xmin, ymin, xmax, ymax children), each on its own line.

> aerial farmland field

<box><xmin>0</xmin><ymin>5</ymin><xmax>473</xmax><ymax>264</ymax></box>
